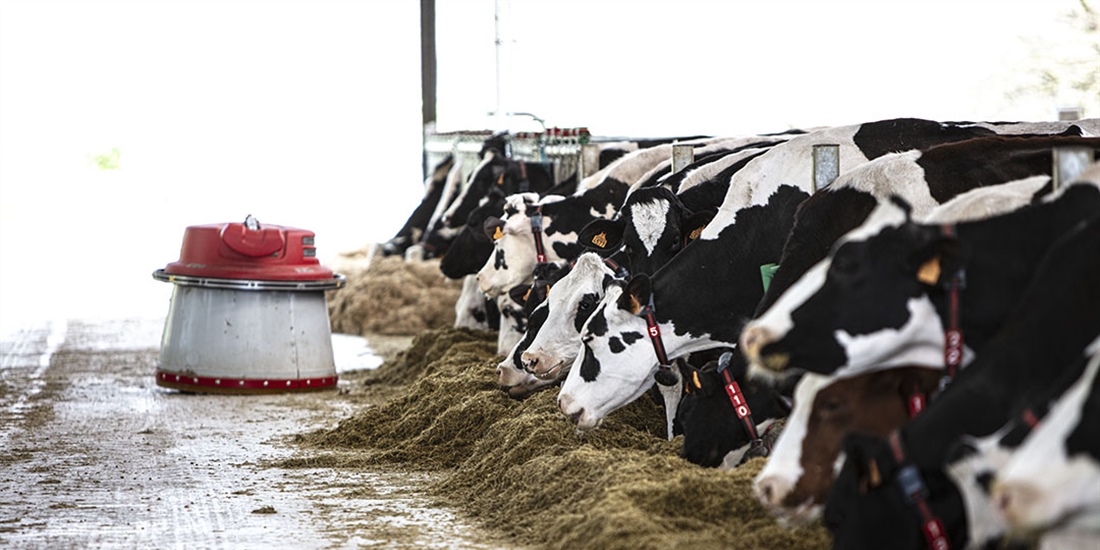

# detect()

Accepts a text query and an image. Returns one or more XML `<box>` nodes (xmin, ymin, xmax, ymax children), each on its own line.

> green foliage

<box><xmin>92</xmin><ymin>147</ymin><xmax>121</xmax><ymax>170</ymax></box>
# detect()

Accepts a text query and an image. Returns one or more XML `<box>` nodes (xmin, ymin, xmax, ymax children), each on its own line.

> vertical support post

<box><xmin>578</xmin><ymin>144</ymin><xmax>601</xmax><ymax>181</ymax></box>
<box><xmin>420</xmin><ymin>0</ymin><xmax>437</xmax><ymax>180</ymax></box>
<box><xmin>812</xmin><ymin>144</ymin><xmax>840</xmax><ymax>192</ymax></box>
<box><xmin>1052</xmin><ymin>146</ymin><xmax>1092</xmax><ymax>192</ymax></box>
<box><xmin>671</xmin><ymin>144</ymin><xmax>694</xmax><ymax>174</ymax></box>
<box><xmin>1058</xmin><ymin>107</ymin><xmax>1081</xmax><ymax>121</ymax></box>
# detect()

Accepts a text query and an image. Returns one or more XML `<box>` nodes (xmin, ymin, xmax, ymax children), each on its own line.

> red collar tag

<box><xmin>908</xmin><ymin>393</ymin><xmax>926</xmax><ymax>418</ymax></box>
<box><xmin>922</xmin><ymin>516</ymin><xmax>950</xmax><ymax>550</ymax></box>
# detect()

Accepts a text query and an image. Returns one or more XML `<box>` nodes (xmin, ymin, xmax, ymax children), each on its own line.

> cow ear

<box><xmin>619</xmin><ymin>273</ymin><xmax>652</xmax><ymax>314</ymax></box>
<box><xmin>911</xmin><ymin>226</ymin><xmax>962</xmax><ymax>287</ymax></box>
<box><xmin>579</xmin><ymin>219</ymin><xmax>624</xmax><ymax>252</ymax></box>
<box><xmin>683</xmin><ymin>210</ymin><xmax>715</xmax><ymax>242</ymax></box>
<box><xmin>509</xmin><ymin>284</ymin><xmax>532</xmax><ymax>307</ymax></box>
<box><xmin>843</xmin><ymin>432</ymin><xmax>890</xmax><ymax>494</ymax></box>
<box><xmin>483</xmin><ymin>216</ymin><xmax>506</xmax><ymax>241</ymax></box>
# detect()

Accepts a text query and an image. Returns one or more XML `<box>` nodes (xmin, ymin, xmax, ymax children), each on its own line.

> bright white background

<box><xmin>0</xmin><ymin>0</ymin><xmax>1094</xmax><ymax>332</ymax></box>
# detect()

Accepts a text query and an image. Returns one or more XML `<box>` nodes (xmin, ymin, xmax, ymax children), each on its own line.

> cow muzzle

<box><xmin>740</xmin><ymin>324</ymin><xmax>789</xmax><ymax>372</ymax></box>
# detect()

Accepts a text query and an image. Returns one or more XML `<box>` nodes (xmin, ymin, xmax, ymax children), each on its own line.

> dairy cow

<box><xmin>475</xmin><ymin>138</ymin><xmax>728</xmax><ymax>298</ymax></box>
<box><xmin>991</xmin><ymin>341</ymin><xmax>1100</xmax><ymax>543</ymax></box>
<box><xmin>380</xmin><ymin>155</ymin><xmax>457</xmax><ymax>257</ymax></box>
<box><xmin>814</xmin><ymin>176</ymin><xmax>1100</xmax><ymax>550</ymax></box>
<box><xmin>740</xmin><ymin>138</ymin><xmax>1099</xmax><ymax>383</ymax></box>
<box><xmin>553</xmin><ymin>118</ymin><xmax>1024</xmax><ymax>431</ymax></box>
<box><xmin>745</xmin><ymin>142</ymin><xmax>1074</xmax><ymax>519</ymax></box>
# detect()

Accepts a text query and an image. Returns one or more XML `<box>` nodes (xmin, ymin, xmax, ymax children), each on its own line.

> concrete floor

<box><xmin>0</xmin><ymin>316</ymin><xmax>505</xmax><ymax>549</ymax></box>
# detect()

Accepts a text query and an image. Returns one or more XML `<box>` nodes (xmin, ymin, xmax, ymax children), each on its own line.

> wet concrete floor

<box><xmin>0</xmin><ymin>317</ymin><xmax>507</xmax><ymax>549</ymax></box>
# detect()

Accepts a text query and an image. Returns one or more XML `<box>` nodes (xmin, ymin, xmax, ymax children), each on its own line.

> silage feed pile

<box><xmin>294</xmin><ymin>326</ymin><xmax>831</xmax><ymax>550</ymax></box>
<box><xmin>326</xmin><ymin>255</ymin><xmax>463</xmax><ymax>336</ymax></box>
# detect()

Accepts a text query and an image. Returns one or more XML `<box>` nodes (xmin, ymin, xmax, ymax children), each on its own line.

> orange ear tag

<box><xmin>496</xmin><ymin>173</ymin><xmax>504</xmax><ymax>185</ymax></box>
<box><xmin>692</xmin><ymin>371</ymin><xmax>702</xmax><ymax>390</ymax></box>
<box><xmin>688</xmin><ymin>227</ymin><xmax>703</xmax><ymax>241</ymax></box>
<box><xmin>917</xmin><ymin>256</ymin><xmax>941</xmax><ymax>285</ymax></box>
<box><xmin>591</xmin><ymin>232</ymin><xmax>608</xmax><ymax>248</ymax></box>
<box><xmin>493</xmin><ymin>227</ymin><xmax>504</xmax><ymax>241</ymax></box>
<box><xmin>628</xmin><ymin>294</ymin><xmax>642</xmax><ymax>315</ymax></box>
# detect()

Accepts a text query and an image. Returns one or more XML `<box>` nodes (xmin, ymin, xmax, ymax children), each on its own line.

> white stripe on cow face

<box><xmin>522</xmin><ymin>253</ymin><xmax>613</xmax><ymax>380</ymax></box>
<box><xmin>993</xmin><ymin>348</ymin><xmax>1100</xmax><ymax>533</ymax></box>
<box><xmin>945</xmin><ymin>433</ymin><xmax>1015</xmax><ymax>546</ymax></box>
<box><xmin>754</xmin><ymin>374</ymin><xmax>832</xmax><ymax>515</ymax></box>
<box><xmin>831</xmin><ymin>296</ymin><xmax>951</xmax><ymax>378</ymax></box>
<box><xmin>630</xmin><ymin>199</ymin><xmax>670</xmax><ymax>256</ymax></box>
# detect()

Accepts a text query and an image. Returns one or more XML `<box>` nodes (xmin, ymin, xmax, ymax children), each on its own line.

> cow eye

<box><xmin>578</xmin><ymin>295</ymin><xmax>596</xmax><ymax>312</ymax></box>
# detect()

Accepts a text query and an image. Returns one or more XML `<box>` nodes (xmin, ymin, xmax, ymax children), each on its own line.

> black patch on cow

<box><xmin>755</xmin><ymin>187</ymin><xmax>879</xmax><ymax>316</ymax></box>
<box><xmin>621</xmin><ymin>332</ymin><xmax>643</xmax><ymax>345</ymax></box>
<box><xmin>851</xmin><ymin>118</ymin><xmax>995</xmax><ymax>161</ymax></box>
<box><xmin>579</xmin><ymin>343</ymin><xmax>601</xmax><ymax>382</ymax></box>
<box><xmin>608</xmin><ymin>337</ymin><xmax>625</xmax><ymax>354</ymax></box>
<box><xmin>494</xmin><ymin>248</ymin><xmax>508</xmax><ymax>270</ymax></box>
<box><xmin>974</xmin><ymin>471</ymin><xmax>994</xmax><ymax>495</ymax></box>
<box><xmin>512</xmin><ymin>303</ymin><xmax>549</xmax><ymax>371</ymax></box>
<box><xmin>919</xmin><ymin>135</ymin><xmax>1097</xmax><ymax>204</ymax></box>
<box><xmin>585</xmin><ymin>308</ymin><xmax>609</xmax><ymax>337</ymax></box>
<box><xmin>573</xmin><ymin>292</ymin><xmax>601</xmax><ymax>333</ymax></box>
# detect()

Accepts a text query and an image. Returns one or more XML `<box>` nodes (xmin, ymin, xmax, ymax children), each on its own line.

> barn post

<box><xmin>671</xmin><ymin>144</ymin><xmax>694</xmax><ymax>174</ymax></box>
<box><xmin>1052</xmin><ymin>146</ymin><xmax>1092</xmax><ymax>192</ymax></box>
<box><xmin>578</xmin><ymin>143</ymin><xmax>601</xmax><ymax>180</ymax></box>
<box><xmin>1058</xmin><ymin>107</ymin><xmax>1081</xmax><ymax>121</ymax></box>
<box><xmin>420</xmin><ymin>0</ymin><xmax>437</xmax><ymax>180</ymax></box>
<box><xmin>812</xmin><ymin>144</ymin><xmax>840</xmax><ymax>192</ymax></box>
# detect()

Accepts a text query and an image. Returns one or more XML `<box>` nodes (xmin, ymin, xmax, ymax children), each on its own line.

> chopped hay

<box><xmin>292</xmin><ymin>327</ymin><xmax>831</xmax><ymax>549</ymax></box>
<box><xmin>326</xmin><ymin>255</ymin><xmax>463</xmax><ymax>336</ymax></box>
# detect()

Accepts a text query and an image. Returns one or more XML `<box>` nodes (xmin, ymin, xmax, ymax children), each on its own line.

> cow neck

<box><xmin>888</xmin><ymin>431</ymin><xmax>952</xmax><ymax>550</ymax></box>
<box><xmin>529</xmin><ymin>204</ymin><xmax>548</xmax><ymax>264</ymax></box>
<box><xmin>716</xmin><ymin>356</ymin><xmax>770</xmax><ymax>459</ymax></box>
<box><xmin>938</xmin><ymin>223</ymin><xmax>966</xmax><ymax>390</ymax></box>
<box><xmin>637</xmin><ymin>293</ymin><xmax>678</xmax><ymax>386</ymax></box>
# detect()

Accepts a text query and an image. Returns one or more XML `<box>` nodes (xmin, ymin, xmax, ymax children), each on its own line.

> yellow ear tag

<box><xmin>917</xmin><ymin>256</ymin><xmax>941</xmax><ymax>285</ymax></box>
<box><xmin>628</xmin><ymin>294</ymin><xmax>642</xmax><ymax>315</ymax></box>
<box><xmin>688</xmin><ymin>226</ymin><xmax>703</xmax><ymax>241</ymax></box>
<box><xmin>496</xmin><ymin>173</ymin><xmax>504</xmax><ymax>185</ymax></box>
<box><xmin>523</xmin><ymin>287</ymin><xmax>533</xmax><ymax>302</ymax></box>
<box><xmin>692</xmin><ymin>371</ymin><xmax>702</xmax><ymax>390</ymax></box>
<box><xmin>591</xmin><ymin>232</ymin><xmax>608</xmax><ymax>248</ymax></box>
<box><xmin>868</xmin><ymin>459</ymin><xmax>882</xmax><ymax>488</ymax></box>
<box><xmin>493</xmin><ymin>227</ymin><xmax>504</xmax><ymax>241</ymax></box>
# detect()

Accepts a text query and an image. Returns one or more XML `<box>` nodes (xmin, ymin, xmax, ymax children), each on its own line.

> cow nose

<box><xmin>992</xmin><ymin>481</ymin><xmax>1037</xmax><ymax>526</ymax></box>
<box><xmin>755</xmin><ymin>474</ymin><xmax>794</xmax><ymax>509</ymax></box>
<box><xmin>558</xmin><ymin>394</ymin><xmax>583</xmax><ymax>425</ymax></box>
<box><xmin>741</xmin><ymin>324</ymin><xmax>776</xmax><ymax>365</ymax></box>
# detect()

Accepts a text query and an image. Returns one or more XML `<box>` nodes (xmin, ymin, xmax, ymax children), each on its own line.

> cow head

<box><xmin>521</xmin><ymin>252</ymin><xmax>621</xmax><ymax>382</ymax></box>
<box><xmin>557</xmin><ymin>274</ymin><xmax>695</xmax><ymax>430</ymax></box>
<box><xmin>754</xmin><ymin>367</ymin><xmax>941</xmax><ymax>525</ymax></box>
<box><xmin>741</xmin><ymin>198</ymin><xmax>962</xmax><ymax>380</ymax></box>
<box><xmin>825</xmin><ymin>431</ymin><xmax>969</xmax><ymax>550</ymax></box>
<box><xmin>990</xmin><ymin>346</ymin><xmax>1100</xmax><ymax>537</ymax></box>
<box><xmin>579</xmin><ymin>186</ymin><xmax>712</xmax><ymax>275</ymax></box>
<box><xmin>677</xmin><ymin>350</ymin><xmax>789</xmax><ymax>469</ymax></box>
<box><xmin>439</xmin><ymin>188</ymin><xmax>507</xmax><ymax>280</ymax></box>
<box><xmin>494</xmin><ymin>263</ymin><xmax>570</xmax><ymax>399</ymax></box>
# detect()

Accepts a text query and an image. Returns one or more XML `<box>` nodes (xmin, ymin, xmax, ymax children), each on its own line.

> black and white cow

<box><xmin>991</xmin><ymin>339</ymin><xmax>1100</xmax><ymax>543</ymax></box>
<box><xmin>945</xmin><ymin>336</ymin><xmax>1100</xmax><ymax>548</ymax></box>
<box><xmin>380</xmin><ymin>155</ymin><xmax>456</xmax><ymax>257</ymax></box>
<box><xmin>822</xmin><ymin>207</ymin><xmax>1100</xmax><ymax>550</ymax></box>
<box><xmin>475</xmin><ymin>138</ymin><xmax>730</xmax><ymax>298</ymax></box>
<box><xmin>749</xmin><ymin>121</ymin><xmax>1098</xmax><ymax>324</ymax></box>
<box><xmin>750</xmin><ymin>175</ymin><xmax>1053</xmax><ymax>524</ymax></box>
<box><xmin>741</xmin><ymin>136</ymin><xmax>1100</xmax><ymax>381</ymax></box>
<box><xmin>553</xmin><ymin>117</ymin><xmax>1027</xmax><ymax>431</ymax></box>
